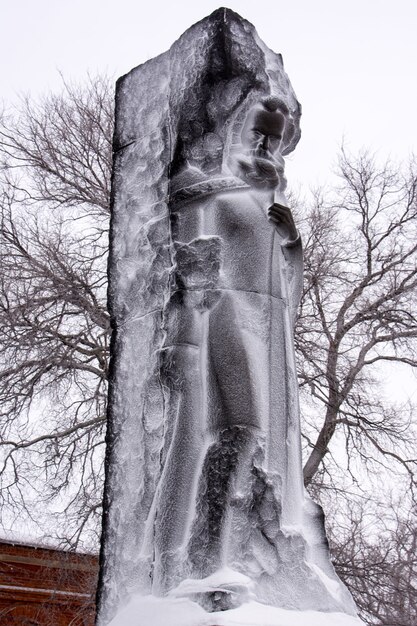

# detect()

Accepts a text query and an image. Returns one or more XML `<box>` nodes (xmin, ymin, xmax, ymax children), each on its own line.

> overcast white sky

<box><xmin>2</xmin><ymin>0</ymin><xmax>417</xmax><ymax>189</ymax></box>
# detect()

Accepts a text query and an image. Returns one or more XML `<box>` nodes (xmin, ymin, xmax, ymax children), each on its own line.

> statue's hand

<box><xmin>268</xmin><ymin>203</ymin><xmax>298</xmax><ymax>242</ymax></box>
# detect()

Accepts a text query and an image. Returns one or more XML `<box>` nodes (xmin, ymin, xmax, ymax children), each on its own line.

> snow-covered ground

<box><xmin>109</xmin><ymin>594</ymin><xmax>364</xmax><ymax>626</ymax></box>
<box><xmin>108</xmin><ymin>568</ymin><xmax>363</xmax><ymax>626</ymax></box>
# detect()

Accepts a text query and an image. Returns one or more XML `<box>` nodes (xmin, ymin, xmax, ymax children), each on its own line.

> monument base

<box><xmin>108</xmin><ymin>594</ymin><xmax>365</xmax><ymax>626</ymax></box>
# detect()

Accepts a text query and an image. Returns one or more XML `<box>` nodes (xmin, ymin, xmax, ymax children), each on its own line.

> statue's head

<box><xmin>231</xmin><ymin>97</ymin><xmax>290</xmax><ymax>190</ymax></box>
<box><xmin>241</xmin><ymin>97</ymin><xmax>287</xmax><ymax>161</ymax></box>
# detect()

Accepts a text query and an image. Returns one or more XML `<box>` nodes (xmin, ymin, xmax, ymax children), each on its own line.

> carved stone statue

<box><xmin>96</xmin><ymin>9</ymin><xmax>363</xmax><ymax>626</ymax></box>
<box><xmin>156</xmin><ymin>96</ymin><xmax>304</xmax><ymax>599</ymax></box>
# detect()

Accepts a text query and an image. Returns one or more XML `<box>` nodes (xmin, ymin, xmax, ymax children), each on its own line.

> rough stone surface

<box><xmin>96</xmin><ymin>8</ymin><xmax>362</xmax><ymax>625</ymax></box>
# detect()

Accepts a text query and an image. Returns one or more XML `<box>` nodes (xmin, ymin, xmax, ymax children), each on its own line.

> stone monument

<box><xmin>96</xmin><ymin>8</ymin><xmax>364</xmax><ymax>626</ymax></box>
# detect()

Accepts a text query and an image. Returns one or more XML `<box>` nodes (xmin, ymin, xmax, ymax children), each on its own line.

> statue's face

<box><xmin>241</xmin><ymin>107</ymin><xmax>286</xmax><ymax>160</ymax></box>
<box><xmin>231</xmin><ymin>103</ymin><xmax>287</xmax><ymax>190</ymax></box>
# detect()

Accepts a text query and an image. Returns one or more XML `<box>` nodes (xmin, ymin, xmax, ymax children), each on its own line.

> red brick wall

<box><xmin>0</xmin><ymin>541</ymin><xmax>98</xmax><ymax>625</ymax></box>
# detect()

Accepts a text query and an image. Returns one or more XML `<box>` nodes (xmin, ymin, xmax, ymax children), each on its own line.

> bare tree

<box><xmin>0</xmin><ymin>76</ymin><xmax>416</xmax><ymax>623</ymax></box>
<box><xmin>326</xmin><ymin>494</ymin><xmax>417</xmax><ymax>625</ymax></box>
<box><xmin>296</xmin><ymin>149</ymin><xmax>417</xmax><ymax>491</ymax></box>
<box><xmin>293</xmin><ymin>150</ymin><xmax>417</xmax><ymax>625</ymax></box>
<box><xmin>0</xmin><ymin>75</ymin><xmax>113</xmax><ymax>548</ymax></box>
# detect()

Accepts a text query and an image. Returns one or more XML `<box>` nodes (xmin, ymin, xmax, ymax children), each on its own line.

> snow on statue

<box><xmin>96</xmin><ymin>9</ymin><xmax>364</xmax><ymax>626</ymax></box>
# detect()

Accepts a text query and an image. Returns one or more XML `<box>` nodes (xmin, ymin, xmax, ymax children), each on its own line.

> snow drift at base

<box><xmin>109</xmin><ymin>594</ymin><xmax>364</xmax><ymax>626</ymax></box>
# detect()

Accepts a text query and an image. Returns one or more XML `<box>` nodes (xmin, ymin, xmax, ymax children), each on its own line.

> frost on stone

<box><xmin>96</xmin><ymin>8</ymin><xmax>364</xmax><ymax>626</ymax></box>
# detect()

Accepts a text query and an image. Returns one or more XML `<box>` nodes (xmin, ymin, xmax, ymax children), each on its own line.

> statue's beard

<box><xmin>232</xmin><ymin>150</ymin><xmax>284</xmax><ymax>190</ymax></box>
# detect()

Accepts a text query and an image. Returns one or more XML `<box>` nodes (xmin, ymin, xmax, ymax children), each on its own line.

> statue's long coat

<box><xmin>142</xmin><ymin>174</ymin><xmax>319</xmax><ymax>606</ymax></box>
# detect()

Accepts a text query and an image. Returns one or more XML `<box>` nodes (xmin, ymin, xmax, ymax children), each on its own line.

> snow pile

<box><xmin>108</xmin><ymin>569</ymin><xmax>364</xmax><ymax>626</ymax></box>
<box><xmin>108</xmin><ymin>595</ymin><xmax>364</xmax><ymax>626</ymax></box>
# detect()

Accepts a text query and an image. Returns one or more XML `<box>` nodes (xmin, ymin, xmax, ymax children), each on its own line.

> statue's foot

<box><xmin>194</xmin><ymin>587</ymin><xmax>242</xmax><ymax>612</ymax></box>
<box><xmin>168</xmin><ymin>567</ymin><xmax>253</xmax><ymax>612</ymax></box>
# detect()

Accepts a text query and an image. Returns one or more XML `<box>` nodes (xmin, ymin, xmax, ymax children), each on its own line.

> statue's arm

<box><xmin>268</xmin><ymin>202</ymin><xmax>303</xmax><ymax>323</ymax></box>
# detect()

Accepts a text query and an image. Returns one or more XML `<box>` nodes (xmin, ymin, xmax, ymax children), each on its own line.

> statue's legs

<box><xmin>151</xmin><ymin>290</ymin><xmax>278</xmax><ymax>610</ymax></box>
<box><xmin>152</xmin><ymin>342</ymin><xmax>207</xmax><ymax>594</ymax></box>
<box><xmin>187</xmin><ymin>291</ymin><xmax>271</xmax><ymax>610</ymax></box>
